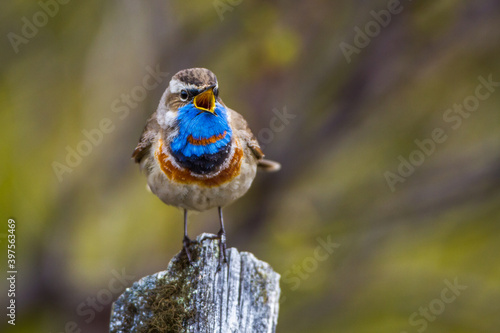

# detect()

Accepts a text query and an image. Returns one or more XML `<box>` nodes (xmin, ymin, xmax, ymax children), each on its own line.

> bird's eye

<box><xmin>180</xmin><ymin>90</ymin><xmax>189</xmax><ymax>101</ymax></box>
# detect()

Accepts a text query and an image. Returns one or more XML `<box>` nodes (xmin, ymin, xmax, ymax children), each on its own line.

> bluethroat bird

<box><xmin>132</xmin><ymin>68</ymin><xmax>280</xmax><ymax>263</ymax></box>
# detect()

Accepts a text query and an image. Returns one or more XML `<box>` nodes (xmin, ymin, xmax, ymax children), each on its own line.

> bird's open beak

<box><xmin>194</xmin><ymin>85</ymin><xmax>216</xmax><ymax>113</ymax></box>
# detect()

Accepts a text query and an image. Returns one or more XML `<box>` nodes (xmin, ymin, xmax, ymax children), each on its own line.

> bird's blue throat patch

<box><xmin>170</xmin><ymin>101</ymin><xmax>232</xmax><ymax>174</ymax></box>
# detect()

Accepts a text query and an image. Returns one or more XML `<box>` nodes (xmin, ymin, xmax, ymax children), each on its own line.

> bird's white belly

<box><xmin>144</xmin><ymin>141</ymin><xmax>257</xmax><ymax>211</ymax></box>
<box><xmin>150</xmin><ymin>161</ymin><xmax>256</xmax><ymax>211</ymax></box>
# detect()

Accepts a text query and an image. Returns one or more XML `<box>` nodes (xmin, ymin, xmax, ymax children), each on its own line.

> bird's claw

<box><xmin>217</xmin><ymin>230</ymin><xmax>227</xmax><ymax>265</ymax></box>
<box><xmin>183</xmin><ymin>236</ymin><xmax>192</xmax><ymax>263</ymax></box>
<box><xmin>201</xmin><ymin>232</ymin><xmax>227</xmax><ymax>269</ymax></box>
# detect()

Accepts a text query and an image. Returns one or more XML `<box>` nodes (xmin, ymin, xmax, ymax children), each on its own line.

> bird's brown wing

<box><xmin>132</xmin><ymin>112</ymin><xmax>161</xmax><ymax>163</ymax></box>
<box><xmin>228</xmin><ymin>108</ymin><xmax>281</xmax><ymax>172</ymax></box>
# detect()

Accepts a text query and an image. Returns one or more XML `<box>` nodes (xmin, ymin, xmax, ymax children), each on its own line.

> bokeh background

<box><xmin>2</xmin><ymin>0</ymin><xmax>500</xmax><ymax>332</ymax></box>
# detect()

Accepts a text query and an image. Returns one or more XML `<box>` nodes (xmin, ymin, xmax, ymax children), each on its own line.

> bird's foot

<box><xmin>217</xmin><ymin>229</ymin><xmax>228</xmax><ymax>267</ymax></box>
<box><xmin>183</xmin><ymin>236</ymin><xmax>192</xmax><ymax>263</ymax></box>
<box><xmin>201</xmin><ymin>231</ymin><xmax>227</xmax><ymax>269</ymax></box>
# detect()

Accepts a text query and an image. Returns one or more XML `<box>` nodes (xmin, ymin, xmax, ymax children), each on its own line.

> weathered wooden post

<box><xmin>109</xmin><ymin>233</ymin><xmax>281</xmax><ymax>332</ymax></box>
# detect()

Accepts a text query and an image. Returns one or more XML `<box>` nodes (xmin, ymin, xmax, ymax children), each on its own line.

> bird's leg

<box><xmin>217</xmin><ymin>206</ymin><xmax>227</xmax><ymax>264</ymax></box>
<box><xmin>182</xmin><ymin>209</ymin><xmax>192</xmax><ymax>262</ymax></box>
<box><xmin>199</xmin><ymin>207</ymin><xmax>227</xmax><ymax>267</ymax></box>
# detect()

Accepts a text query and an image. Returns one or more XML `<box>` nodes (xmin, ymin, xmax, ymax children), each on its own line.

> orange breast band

<box><xmin>155</xmin><ymin>139</ymin><xmax>243</xmax><ymax>187</ymax></box>
<box><xmin>187</xmin><ymin>131</ymin><xmax>227</xmax><ymax>145</ymax></box>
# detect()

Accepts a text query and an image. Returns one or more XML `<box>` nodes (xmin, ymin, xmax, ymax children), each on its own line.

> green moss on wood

<box><xmin>137</xmin><ymin>245</ymin><xmax>200</xmax><ymax>333</ymax></box>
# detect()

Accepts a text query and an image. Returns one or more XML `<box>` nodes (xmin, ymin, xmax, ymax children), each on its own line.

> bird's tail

<box><xmin>257</xmin><ymin>159</ymin><xmax>281</xmax><ymax>172</ymax></box>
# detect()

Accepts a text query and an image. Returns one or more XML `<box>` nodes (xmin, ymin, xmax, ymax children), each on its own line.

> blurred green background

<box><xmin>2</xmin><ymin>0</ymin><xmax>500</xmax><ymax>332</ymax></box>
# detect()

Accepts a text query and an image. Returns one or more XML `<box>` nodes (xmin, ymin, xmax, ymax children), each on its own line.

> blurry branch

<box><xmin>378</xmin><ymin>152</ymin><xmax>500</xmax><ymax>222</ymax></box>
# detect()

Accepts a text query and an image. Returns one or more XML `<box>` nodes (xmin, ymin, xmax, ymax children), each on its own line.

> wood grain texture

<box><xmin>109</xmin><ymin>233</ymin><xmax>280</xmax><ymax>333</ymax></box>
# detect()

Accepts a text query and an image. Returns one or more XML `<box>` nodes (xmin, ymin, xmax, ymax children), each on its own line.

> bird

<box><xmin>132</xmin><ymin>68</ymin><xmax>280</xmax><ymax>263</ymax></box>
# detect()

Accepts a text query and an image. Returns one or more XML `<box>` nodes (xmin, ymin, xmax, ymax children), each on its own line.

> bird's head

<box><xmin>157</xmin><ymin>68</ymin><xmax>224</xmax><ymax>128</ymax></box>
